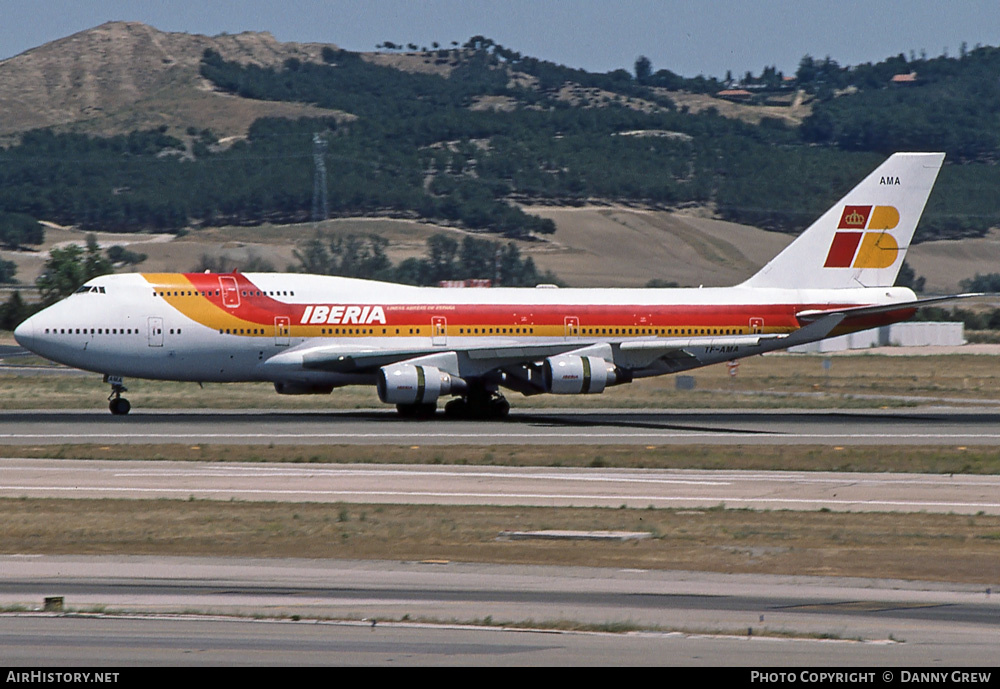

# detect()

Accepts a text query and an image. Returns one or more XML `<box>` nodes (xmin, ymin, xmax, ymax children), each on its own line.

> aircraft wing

<box><xmin>305</xmin><ymin>342</ymin><xmax>581</xmax><ymax>373</ymax></box>
<box><xmin>616</xmin><ymin>312</ymin><xmax>845</xmax><ymax>372</ymax></box>
<box><xmin>264</xmin><ymin>313</ymin><xmax>847</xmax><ymax>380</ymax></box>
<box><xmin>264</xmin><ymin>341</ymin><xmax>581</xmax><ymax>376</ymax></box>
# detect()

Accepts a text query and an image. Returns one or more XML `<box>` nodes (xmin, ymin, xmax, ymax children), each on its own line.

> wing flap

<box><xmin>619</xmin><ymin>313</ymin><xmax>845</xmax><ymax>370</ymax></box>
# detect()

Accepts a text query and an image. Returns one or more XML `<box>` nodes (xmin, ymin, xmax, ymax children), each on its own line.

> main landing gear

<box><xmin>104</xmin><ymin>375</ymin><xmax>131</xmax><ymax>416</ymax></box>
<box><xmin>393</xmin><ymin>388</ymin><xmax>511</xmax><ymax>420</ymax></box>
<box><xmin>444</xmin><ymin>389</ymin><xmax>510</xmax><ymax>420</ymax></box>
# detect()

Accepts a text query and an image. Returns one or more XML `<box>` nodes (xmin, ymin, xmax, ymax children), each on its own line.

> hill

<box><xmin>0</xmin><ymin>21</ymin><xmax>349</xmax><ymax>140</ymax></box>
<box><xmin>10</xmin><ymin>207</ymin><xmax>1000</xmax><ymax>295</ymax></box>
<box><xmin>0</xmin><ymin>22</ymin><xmax>998</xmax><ymax>294</ymax></box>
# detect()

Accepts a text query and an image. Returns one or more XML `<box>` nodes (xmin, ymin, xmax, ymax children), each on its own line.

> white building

<box><xmin>788</xmin><ymin>322</ymin><xmax>965</xmax><ymax>353</ymax></box>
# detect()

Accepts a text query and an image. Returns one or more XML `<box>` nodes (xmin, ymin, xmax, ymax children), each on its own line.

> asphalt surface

<box><xmin>2</xmin><ymin>395</ymin><xmax>997</xmax><ymax>665</ymax></box>
<box><xmin>1</xmin><ymin>556</ymin><xmax>997</xmax><ymax>665</ymax></box>
<box><xmin>2</xmin><ymin>406</ymin><xmax>1000</xmax><ymax>445</ymax></box>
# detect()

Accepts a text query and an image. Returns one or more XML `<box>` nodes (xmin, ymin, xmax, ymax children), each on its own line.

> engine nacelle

<box><xmin>273</xmin><ymin>381</ymin><xmax>334</xmax><ymax>395</ymax></box>
<box><xmin>376</xmin><ymin>364</ymin><xmax>465</xmax><ymax>405</ymax></box>
<box><xmin>543</xmin><ymin>355</ymin><xmax>616</xmax><ymax>394</ymax></box>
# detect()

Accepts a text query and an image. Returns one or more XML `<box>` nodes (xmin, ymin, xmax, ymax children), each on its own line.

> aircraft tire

<box><xmin>445</xmin><ymin>395</ymin><xmax>509</xmax><ymax>420</ymax></box>
<box><xmin>109</xmin><ymin>398</ymin><xmax>131</xmax><ymax>416</ymax></box>
<box><xmin>491</xmin><ymin>397</ymin><xmax>510</xmax><ymax>418</ymax></box>
<box><xmin>444</xmin><ymin>398</ymin><xmax>467</xmax><ymax>418</ymax></box>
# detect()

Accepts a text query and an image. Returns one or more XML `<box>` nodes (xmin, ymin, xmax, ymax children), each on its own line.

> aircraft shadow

<box><xmin>2</xmin><ymin>408</ymin><xmax>999</xmax><ymax>437</ymax></box>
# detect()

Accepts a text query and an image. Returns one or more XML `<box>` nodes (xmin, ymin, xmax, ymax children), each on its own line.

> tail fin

<box><xmin>740</xmin><ymin>152</ymin><xmax>945</xmax><ymax>290</ymax></box>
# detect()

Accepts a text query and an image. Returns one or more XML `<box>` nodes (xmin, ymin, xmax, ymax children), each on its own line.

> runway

<box><xmin>2</xmin><ymin>406</ymin><xmax>1000</xmax><ymax>445</ymax></box>
<box><xmin>1</xmin><ymin>556</ymin><xmax>997</xmax><ymax>665</ymax></box>
<box><xmin>3</xmin><ymin>406</ymin><xmax>997</xmax><ymax>665</ymax></box>
<box><xmin>2</xmin><ymin>459</ymin><xmax>999</xmax><ymax>513</ymax></box>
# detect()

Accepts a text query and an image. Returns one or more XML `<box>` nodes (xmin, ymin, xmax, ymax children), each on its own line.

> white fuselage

<box><xmin>14</xmin><ymin>272</ymin><xmax>916</xmax><ymax>387</ymax></box>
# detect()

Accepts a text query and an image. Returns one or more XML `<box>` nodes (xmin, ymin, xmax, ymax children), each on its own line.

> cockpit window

<box><xmin>74</xmin><ymin>285</ymin><xmax>106</xmax><ymax>294</ymax></box>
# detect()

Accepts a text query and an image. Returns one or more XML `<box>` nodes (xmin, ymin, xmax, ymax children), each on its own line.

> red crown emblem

<box><xmin>838</xmin><ymin>205</ymin><xmax>872</xmax><ymax>229</ymax></box>
<box><xmin>843</xmin><ymin>210</ymin><xmax>866</xmax><ymax>226</ymax></box>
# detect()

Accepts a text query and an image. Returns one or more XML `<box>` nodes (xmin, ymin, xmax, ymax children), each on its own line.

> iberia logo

<box><xmin>824</xmin><ymin>205</ymin><xmax>900</xmax><ymax>269</ymax></box>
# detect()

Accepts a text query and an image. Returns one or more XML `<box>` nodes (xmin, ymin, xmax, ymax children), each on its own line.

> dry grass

<box><xmin>7</xmin><ymin>443</ymin><xmax>1000</xmax><ymax>475</ymax></box>
<box><xmin>10</xmin><ymin>207</ymin><xmax>1000</xmax><ymax>293</ymax></box>
<box><xmin>2</xmin><ymin>498</ymin><xmax>997</xmax><ymax>584</ymax></box>
<box><xmin>657</xmin><ymin>90</ymin><xmax>813</xmax><ymax>127</ymax></box>
<box><xmin>3</xmin><ymin>350</ymin><xmax>1000</xmax><ymax>411</ymax></box>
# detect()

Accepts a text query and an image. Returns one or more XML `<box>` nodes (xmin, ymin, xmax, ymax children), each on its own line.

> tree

<box><xmin>83</xmin><ymin>234</ymin><xmax>113</xmax><ymax>281</ymax></box>
<box><xmin>894</xmin><ymin>260</ymin><xmax>925</xmax><ymax>293</ymax></box>
<box><xmin>425</xmin><ymin>234</ymin><xmax>459</xmax><ymax>282</ymax></box>
<box><xmin>634</xmin><ymin>55</ymin><xmax>652</xmax><ymax>84</ymax></box>
<box><xmin>106</xmin><ymin>245</ymin><xmax>147</xmax><ymax>266</ymax></box>
<box><xmin>291</xmin><ymin>234</ymin><xmax>333</xmax><ymax>274</ymax></box>
<box><xmin>36</xmin><ymin>235</ymin><xmax>113</xmax><ymax>304</ymax></box>
<box><xmin>195</xmin><ymin>250</ymin><xmax>274</xmax><ymax>273</ymax></box>
<box><xmin>0</xmin><ymin>213</ymin><xmax>44</xmax><ymax>250</ymax></box>
<box><xmin>0</xmin><ymin>292</ymin><xmax>31</xmax><ymax>330</ymax></box>
<box><xmin>960</xmin><ymin>273</ymin><xmax>1000</xmax><ymax>292</ymax></box>
<box><xmin>0</xmin><ymin>257</ymin><xmax>16</xmax><ymax>283</ymax></box>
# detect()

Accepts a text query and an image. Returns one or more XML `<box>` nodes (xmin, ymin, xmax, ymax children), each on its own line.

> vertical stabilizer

<box><xmin>740</xmin><ymin>152</ymin><xmax>945</xmax><ymax>289</ymax></box>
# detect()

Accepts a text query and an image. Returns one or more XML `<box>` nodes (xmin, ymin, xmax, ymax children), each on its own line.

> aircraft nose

<box><xmin>13</xmin><ymin>316</ymin><xmax>34</xmax><ymax>350</ymax></box>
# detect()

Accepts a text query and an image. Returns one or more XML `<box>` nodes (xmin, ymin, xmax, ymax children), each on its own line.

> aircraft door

<box><xmin>274</xmin><ymin>316</ymin><xmax>290</xmax><ymax>346</ymax></box>
<box><xmin>219</xmin><ymin>276</ymin><xmax>240</xmax><ymax>308</ymax></box>
<box><xmin>148</xmin><ymin>317</ymin><xmax>164</xmax><ymax>347</ymax></box>
<box><xmin>564</xmin><ymin>316</ymin><xmax>580</xmax><ymax>340</ymax></box>
<box><xmin>749</xmin><ymin>317</ymin><xmax>764</xmax><ymax>334</ymax></box>
<box><xmin>432</xmin><ymin>316</ymin><xmax>447</xmax><ymax>346</ymax></box>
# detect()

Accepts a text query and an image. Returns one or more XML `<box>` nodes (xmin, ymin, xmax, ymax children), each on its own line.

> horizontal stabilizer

<box><xmin>795</xmin><ymin>293</ymin><xmax>992</xmax><ymax>322</ymax></box>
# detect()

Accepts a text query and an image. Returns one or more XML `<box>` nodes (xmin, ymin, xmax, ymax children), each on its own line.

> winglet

<box><xmin>740</xmin><ymin>153</ymin><xmax>945</xmax><ymax>290</ymax></box>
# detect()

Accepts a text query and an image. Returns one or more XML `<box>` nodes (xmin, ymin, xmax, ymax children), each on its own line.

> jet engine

<box><xmin>543</xmin><ymin>355</ymin><xmax>618</xmax><ymax>394</ymax></box>
<box><xmin>376</xmin><ymin>363</ymin><xmax>466</xmax><ymax>405</ymax></box>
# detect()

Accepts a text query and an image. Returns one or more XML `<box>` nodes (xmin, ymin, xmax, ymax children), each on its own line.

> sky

<box><xmin>1</xmin><ymin>0</ymin><xmax>998</xmax><ymax>79</ymax></box>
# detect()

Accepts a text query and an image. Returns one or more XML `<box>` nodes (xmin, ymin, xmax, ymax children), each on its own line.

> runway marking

<box><xmin>3</xmin><ymin>432</ymin><xmax>1000</xmax><ymax>441</ymax></box>
<box><xmin>106</xmin><ymin>467</ymin><xmax>999</xmax><ymax>484</ymax></box>
<box><xmin>0</xmin><ymin>485</ymin><xmax>997</xmax><ymax>511</ymax></box>
<box><xmin>108</xmin><ymin>468</ymin><xmax>728</xmax><ymax>486</ymax></box>
<box><xmin>6</xmin><ymin>463</ymin><xmax>1000</xmax><ymax>488</ymax></box>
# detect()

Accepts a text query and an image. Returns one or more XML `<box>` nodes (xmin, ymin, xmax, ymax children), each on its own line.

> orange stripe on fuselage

<box><xmin>142</xmin><ymin>273</ymin><xmax>295</xmax><ymax>332</ymax></box>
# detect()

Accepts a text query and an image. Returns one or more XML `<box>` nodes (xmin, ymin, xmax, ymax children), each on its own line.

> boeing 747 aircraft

<box><xmin>15</xmin><ymin>152</ymin><xmax>967</xmax><ymax>418</ymax></box>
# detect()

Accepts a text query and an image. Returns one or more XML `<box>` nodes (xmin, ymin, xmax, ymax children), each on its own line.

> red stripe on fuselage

<box><xmin>165</xmin><ymin>273</ymin><xmax>901</xmax><ymax>335</ymax></box>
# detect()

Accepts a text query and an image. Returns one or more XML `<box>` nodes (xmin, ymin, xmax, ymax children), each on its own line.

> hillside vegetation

<box><xmin>0</xmin><ymin>25</ymin><xmax>998</xmax><ymax>246</ymax></box>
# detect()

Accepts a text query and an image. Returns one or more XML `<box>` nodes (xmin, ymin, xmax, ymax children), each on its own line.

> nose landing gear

<box><xmin>104</xmin><ymin>375</ymin><xmax>131</xmax><ymax>416</ymax></box>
